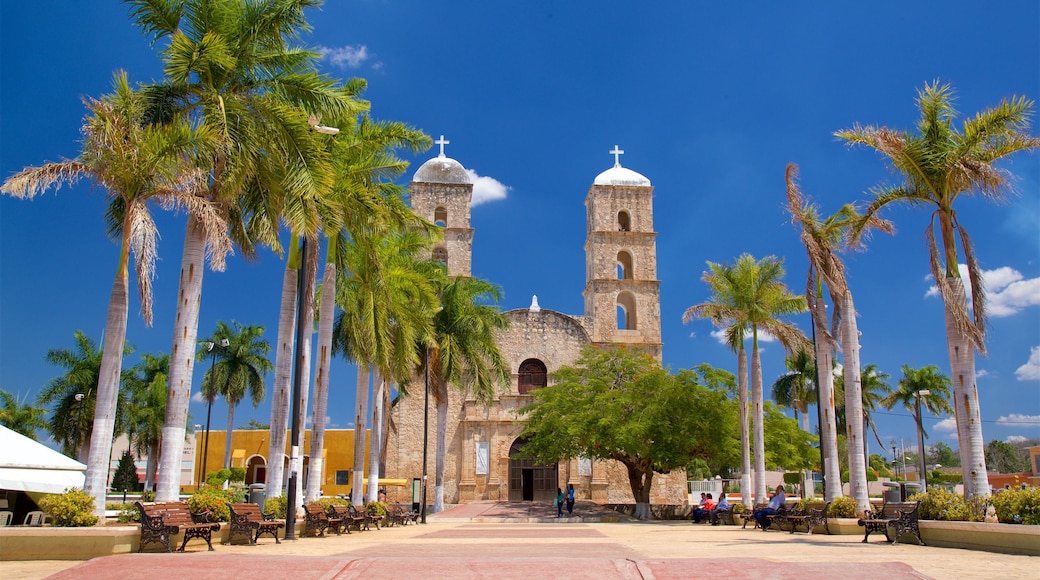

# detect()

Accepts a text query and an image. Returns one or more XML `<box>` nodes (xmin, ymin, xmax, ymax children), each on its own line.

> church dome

<box><xmin>412</xmin><ymin>155</ymin><xmax>471</xmax><ymax>184</ymax></box>
<box><xmin>593</xmin><ymin>165</ymin><xmax>651</xmax><ymax>187</ymax></box>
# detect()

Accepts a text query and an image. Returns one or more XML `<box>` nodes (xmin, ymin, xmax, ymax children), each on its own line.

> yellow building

<box><xmin>192</xmin><ymin>429</ymin><xmax>367</xmax><ymax>497</ymax></box>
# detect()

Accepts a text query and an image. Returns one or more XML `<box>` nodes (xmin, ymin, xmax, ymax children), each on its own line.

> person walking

<box><xmin>566</xmin><ymin>484</ymin><xmax>575</xmax><ymax>516</ymax></box>
<box><xmin>556</xmin><ymin>487</ymin><xmax>564</xmax><ymax>517</ymax></box>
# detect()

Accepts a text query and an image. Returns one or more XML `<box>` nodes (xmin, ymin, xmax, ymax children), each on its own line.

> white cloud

<box><xmin>934</xmin><ymin>417</ymin><xmax>958</xmax><ymax>432</ymax></box>
<box><xmin>975</xmin><ymin>369</ymin><xmax>989</xmax><ymax>379</ymax></box>
<box><xmin>709</xmin><ymin>328</ymin><xmax>775</xmax><ymax>346</ymax></box>
<box><xmin>1015</xmin><ymin>346</ymin><xmax>1040</xmax><ymax>381</ymax></box>
<box><xmin>925</xmin><ymin>265</ymin><xmax>1040</xmax><ymax>317</ymax></box>
<box><xmin>996</xmin><ymin>414</ymin><xmax>1040</xmax><ymax>426</ymax></box>
<box><xmin>316</xmin><ymin>44</ymin><xmax>370</xmax><ymax>69</ymax></box>
<box><xmin>1006</xmin><ymin>435</ymin><xmax>1029</xmax><ymax>444</ymax></box>
<box><xmin>466</xmin><ymin>169</ymin><xmax>510</xmax><ymax>206</ymax></box>
<box><xmin>191</xmin><ymin>391</ymin><xmax>204</xmax><ymax>403</ymax></box>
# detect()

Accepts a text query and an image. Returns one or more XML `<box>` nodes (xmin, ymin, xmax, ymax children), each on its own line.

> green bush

<box><xmin>731</xmin><ymin>502</ymin><xmax>747</xmax><ymax>514</ymax></box>
<box><xmin>118</xmin><ymin>503</ymin><xmax>139</xmax><ymax>523</ymax></box>
<box><xmin>265</xmin><ymin>496</ymin><xmax>288</xmax><ymax>519</ymax></box>
<box><xmin>314</xmin><ymin>496</ymin><xmax>350</xmax><ymax>515</ymax></box>
<box><xmin>828</xmin><ymin>496</ymin><xmax>858</xmax><ymax>518</ymax></box>
<box><xmin>229</xmin><ymin>467</ymin><xmax>246</xmax><ymax>483</ymax></box>
<box><xmin>206</xmin><ymin>468</ymin><xmax>232</xmax><ymax>486</ymax></box>
<box><xmin>366</xmin><ymin>501</ymin><xmax>387</xmax><ymax>517</ymax></box>
<box><xmin>38</xmin><ymin>488</ymin><xmax>99</xmax><ymax>527</ymax></box>
<box><xmin>188</xmin><ymin>487</ymin><xmax>238</xmax><ymax>522</ymax></box>
<box><xmin>907</xmin><ymin>489</ymin><xmax>981</xmax><ymax>522</ymax></box>
<box><xmin>990</xmin><ymin>487</ymin><xmax>1040</xmax><ymax>525</ymax></box>
<box><xmin>782</xmin><ymin>472</ymin><xmax>801</xmax><ymax>485</ymax></box>
<box><xmin>140</xmin><ymin>490</ymin><xmax>155</xmax><ymax>502</ymax></box>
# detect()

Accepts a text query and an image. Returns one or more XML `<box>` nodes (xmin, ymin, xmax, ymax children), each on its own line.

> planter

<box><xmin>919</xmin><ymin>520</ymin><xmax>1040</xmax><ymax>556</ymax></box>
<box><xmin>827</xmin><ymin>517</ymin><xmax>862</xmax><ymax>535</ymax></box>
<box><xmin>0</xmin><ymin>525</ymin><xmax>139</xmax><ymax>560</ymax></box>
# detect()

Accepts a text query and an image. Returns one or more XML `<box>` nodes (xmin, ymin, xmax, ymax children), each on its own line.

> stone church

<box><xmin>384</xmin><ymin>141</ymin><xmax>687</xmax><ymax>506</ymax></box>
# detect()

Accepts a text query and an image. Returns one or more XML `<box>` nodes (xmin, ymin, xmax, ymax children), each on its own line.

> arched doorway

<box><xmin>246</xmin><ymin>454</ymin><xmax>267</xmax><ymax>485</ymax></box>
<box><xmin>508</xmin><ymin>438</ymin><xmax>557</xmax><ymax>502</ymax></box>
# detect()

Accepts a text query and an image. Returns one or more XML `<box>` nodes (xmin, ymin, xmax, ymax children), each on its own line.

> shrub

<box><xmin>731</xmin><ymin>502</ymin><xmax>747</xmax><ymax>514</ymax></box>
<box><xmin>990</xmin><ymin>487</ymin><xmax>1040</xmax><ymax>525</ymax></box>
<box><xmin>314</xmin><ymin>496</ymin><xmax>350</xmax><ymax>515</ymax></box>
<box><xmin>118</xmin><ymin>503</ymin><xmax>139</xmax><ymax>523</ymax></box>
<box><xmin>38</xmin><ymin>488</ymin><xmax>99</xmax><ymax>527</ymax></box>
<box><xmin>229</xmin><ymin>467</ymin><xmax>246</xmax><ymax>483</ymax></box>
<box><xmin>140</xmin><ymin>490</ymin><xmax>155</xmax><ymax>502</ymax></box>
<box><xmin>206</xmin><ymin>468</ymin><xmax>232</xmax><ymax>486</ymax></box>
<box><xmin>782</xmin><ymin>472</ymin><xmax>801</xmax><ymax>485</ymax></box>
<box><xmin>367</xmin><ymin>501</ymin><xmax>387</xmax><ymax>517</ymax></box>
<box><xmin>907</xmin><ymin>489</ymin><xmax>980</xmax><ymax>522</ymax></box>
<box><xmin>188</xmin><ymin>487</ymin><xmax>237</xmax><ymax>522</ymax></box>
<box><xmin>265</xmin><ymin>496</ymin><xmax>288</xmax><ymax>519</ymax></box>
<box><xmin>828</xmin><ymin>496</ymin><xmax>858</xmax><ymax>518</ymax></box>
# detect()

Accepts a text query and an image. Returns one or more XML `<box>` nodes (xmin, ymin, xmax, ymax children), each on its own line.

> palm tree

<box><xmin>683</xmin><ymin>261</ymin><xmax>753</xmax><ymax>507</ymax></box>
<box><xmin>0</xmin><ymin>390</ymin><xmax>48</xmax><ymax>440</ymax></box>
<box><xmin>882</xmin><ymin>365</ymin><xmax>953</xmax><ymax>481</ymax></box>
<box><xmin>771</xmin><ymin>347</ymin><xmax>817</xmax><ymax>432</ymax></box>
<box><xmin>427</xmin><ymin>276</ymin><xmax>510</xmax><ymax>512</ymax></box>
<box><xmin>125</xmin><ymin>353</ymin><xmax>169</xmax><ymax>492</ymax></box>
<box><xmin>38</xmin><ymin>331</ymin><xmax>133</xmax><ymax>461</ymax></box>
<box><xmin>835</xmin><ymin>364</ymin><xmax>893</xmax><ymax>453</ymax></box>
<box><xmin>837</xmin><ymin>82</ymin><xmax>1040</xmax><ymax>497</ymax></box>
<box><xmin>199</xmin><ymin>321</ymin><xmax>273</xmax><ymax>469</ymax></box>
<box><xmin>2</xmin><ymin>73</ymin><xmax>214</xmax><ymax>516</ymax></box>
<box><xmin>125</xmin><ymin>0</ymin><xmax>363</xmax><ymax>502</ymax></box>
<box><xmin>785</xmin><ymin>163</ymin><xmax>893</xmax><ymax>511</ymax></box>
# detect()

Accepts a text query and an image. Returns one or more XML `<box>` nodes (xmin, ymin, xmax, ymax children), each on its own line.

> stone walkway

<box><xmin>2</xmin><ymin>502</ymin><xmax>1036</xmax><ymax>579</ymax></box>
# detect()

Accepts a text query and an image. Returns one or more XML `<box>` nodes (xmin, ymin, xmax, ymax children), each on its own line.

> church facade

<box><xmin>384</xmin><ymin>142</ymin><xmax>687</xmax><ymax>506</ymax></box>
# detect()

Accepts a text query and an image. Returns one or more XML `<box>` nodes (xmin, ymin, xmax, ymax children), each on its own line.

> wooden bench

<box><xmin>303</xmin><ymin>504</ymin><xmax>343</xmax><ymax>538</ymax></box>
<box><xmin>709</xmin><ymin>504</ymin><xmax>735</xmax><ymax>525</ymax></box>
<box><xmin>857</xmin><ymin>500</ymin><xmax>923</xmax><ymax>545</ymax></box>
<box><xmin>135</xmin><ymin>501</ymin><xmax>220</xmax><ymax>552</ymax></box>
<box><xmin>764</xmin><ymin>505</ymin><xmax>799</xmax><ymax>532</ymax></box>
<box><xmin>386</xmin><ymin>503</ymin><xmax>419</xmax><ymax>526</ymax></box>
<box><xmin>785</xmin><ymin>500</ymin><xmax>831</xmax><ymax>534</ymax></box>
<box><xmin>331</xmin><ymin>504</ymin><xmax>364</xmax><ymax>533</ymax></box>
<box><xmin>226</xmin><ymin>503</ymin><xmax>285</xmax><ymax>545</ymax></box>
<box><xmin>355</xmin><ymin>505</ymin><xmax>383</xmax><ymax>530</ymax></box>
<box><xmin>740</xmin><ymin>503</ymin><xmax>767</xmax><ymax>529</ymax></box>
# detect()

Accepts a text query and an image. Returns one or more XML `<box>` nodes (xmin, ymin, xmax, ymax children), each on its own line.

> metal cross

<box><xmin>435</xmin><ymin>135</ymin><xmax>450</xmax><ymax>157</ymax></box>
<box><xmin>609</xmin><ymin>145</ymin><xmax>624</xmax><ymax>167</ymax></box>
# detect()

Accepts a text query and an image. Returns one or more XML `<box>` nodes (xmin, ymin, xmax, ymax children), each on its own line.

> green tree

<box><xmin>2</xmin><ymin>73</ymin><xmax>214</xmax><ymax>517</ymax></box>
<box><xmin>683</xmin><ymin>261</ymin><xmax>754</xmax><ymax>507</ymax></box>
<box><xmin>517</xmin><ymin>347</ymin><xmax>736</xmax><ymax>520</ymax></box>
<box><xmin>785</xmin><ymin>163</ymin><xmax>893</xmax><ymax>511</ymax></box>
<box><xmin>125</xmin><ymin>0</ymin><xmax>362</xmax><ymax>502</ymax></box>
<box><xmin>198</xmin><ymin>321</ymin><xmax>273</xmax><ymax>469</ymax></box>
<box><xmin>771</xmin><ymin>347</ymin><xmax>816</xmax><ymax>432</ymax></box>
<box><xmin>985</xmin><ymin>440</ymin><xmax>1029</xmax><ymax>474</ymax></box>
<box><xmin>241</xmin><ymin>420</ymin><xmax>269</xmax><ymax>430</ymax></box>
<box><xmin>881</xmin><ymin>365</ymin><xmax>953</xmax><ymax>439</ymax></box>
<box><xmin>761</xmin><ymin>402</ymin><xmax>817</xmax><ymax>473</ymax></box>
<box><xmin>111</xmin><ymin>451</ymin><xmax>140</xmax><ymax>501</ymax></box>
<box><xmin>0</xmin><ymin>390</ymin><xmax>48</xmax><ymax>440</ymax></box>
<box><xmin>837</xmin><ymin>82</ymin><xmax>1040</xmax><ymax>498</ymax></box>
<box><xmin>124</xmin><ymin>353</ymin><xmax>169</xmax><ymax>492</ymax></box>
<box><xmin>929</xmin><ymin>441</ymin><xmax>959</xmax><ymax>468</ymax></box>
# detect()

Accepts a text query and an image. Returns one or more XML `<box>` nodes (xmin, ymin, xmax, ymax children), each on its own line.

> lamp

<box><xmin>200</xmin><ymin>338</ymin><xmax>230</xmax><ymax>488</ymax></box>
<box><xmin>914</xmin><ymin>389</ymin><xmax>931</xmax><ymax>489</ymax></box>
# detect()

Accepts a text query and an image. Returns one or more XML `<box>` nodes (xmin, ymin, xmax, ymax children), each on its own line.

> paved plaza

<box><xmin>1</xmin><ymin>501</ymin><xmax>1036</xmax><ymax>579</ymax></box>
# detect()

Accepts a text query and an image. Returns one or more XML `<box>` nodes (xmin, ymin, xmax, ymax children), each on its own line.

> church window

<box><xmin>617</xmin><ymin>291</ymin><xmax>638</xmax><ymax>330</ymax></box>
<box><xmin>617</xmin><ymin>250</ymin><xmax>633</xmax><ymax>280</ymax></box>
<box><xmin>433</xmin><ymin>245</ymin><xmax>448</xmax><ymax>264</ymax></box>
<box><xmin>434</xmin><ymin>206</ymin><xmax>448</xmax><ymax>226</ymax></box>
<box><xmin>518</xmin><ymin>359</ymin><xmax>547</xmax><ymax>394</ymax></box>
<box><xmin>618</xmin><ymin>210</ymin><xmax>631</xmax><ymax>231</ymax></box>
<box><xmin>335</xmin><ymin>470</ymin><xmax>352</xmax><ymax>485</ymax></box>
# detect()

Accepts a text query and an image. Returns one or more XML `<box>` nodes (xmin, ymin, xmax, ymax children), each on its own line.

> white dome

<box><xmin>593</xmin><ymin>165</ymin><xmax>651</xmax><ymax>187</ymax></box>
<box><xmin>412</xmin><ymin>156</ymin><xmax>471</xmax><ymax>184</ymax></box>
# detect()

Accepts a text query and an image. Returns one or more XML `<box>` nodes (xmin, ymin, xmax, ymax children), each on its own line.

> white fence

<box><xmin>687</xmin><ymin>479</ymin><xmax>724</xmax><ymax>501</ymax></box>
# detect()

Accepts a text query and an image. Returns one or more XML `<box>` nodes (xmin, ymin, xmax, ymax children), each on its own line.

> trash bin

<box><xmin>901</xmin><ymin>482</ymin><xmax>922</xmax><ymax>501</ymax></box>
<box><xmin>249</xmin><ymin>483</ymin><xmax>266</xmax><ymax>506</ymax></box>
<box><xmin>882</xmin><ymin>482</ymin><xmax>901</xmax><ymax>503</ymax></box>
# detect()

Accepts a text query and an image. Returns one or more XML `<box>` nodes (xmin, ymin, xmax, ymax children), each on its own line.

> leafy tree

<box><xmin>771</xmin><ymin>347</ymin><xmax>816</xmax><ymax>431</ymax></box>
<box><xmin>241</xmin><ymin>420</ymin><xmax>269</xmax><ymax>430</ymax></box>
<box><xmin>198</xmin><ymin>321</ymin><xmax>273</xmax><ymax>469</ymax></box>
<box><xmin>761</xmin><ymin>402</ymin><xmax>817</xmax><ymax>473</ymax></box>
<box><xmin>837</xmin><ymin>82</ymin><xmax>1040</xmax><ymax>498</ymax></box>
<box><xmin>125</xmin><ymin>0</ymin><xmax>362</xmax><ymax>502</ymax></box>
<box><xmin>929</xmin><ymin>441</ymin><xmax>959</xmax><ymax>468</ymax></box>
<box><xmin>881</xmin><ymin>365</ymin><xmax>953</xmax><ymax>439</ymax></box>
<box><xmin>517</xmin><ymin>347</ymin><xmax>737</xmax><ymax>520</ymax></box>
<box><xmin>985</xmin><ymin>440</ymin><xmax>1029</xmax><ymax>474</ymax></box>
<box><xmin>112</xmin><ymin>451</ymin><xmax>140</xmax><ymax>501</ymax></box>
<box><xmin>0</xmin><ymin>390</ymin><xmax>48</xmax><ymax>440</ymax></box>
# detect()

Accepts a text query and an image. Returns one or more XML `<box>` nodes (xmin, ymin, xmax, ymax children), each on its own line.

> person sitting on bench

<box><xmin>754</xmin><ymin>485</ymin><xmax>786</xmax><ymax>531</ymax></box>
<box><xmin>691</xmin><ymin>493</ymin><xmax>716</xmax><ymax>523</ymax></box>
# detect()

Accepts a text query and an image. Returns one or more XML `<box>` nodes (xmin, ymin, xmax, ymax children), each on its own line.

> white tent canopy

<box><xmin>0</xmin><ymin>425</ymin><xmax>86</xmax><ymax>494</ymax></box>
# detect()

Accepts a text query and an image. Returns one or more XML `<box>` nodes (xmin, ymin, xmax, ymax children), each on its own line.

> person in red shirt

<box><xmin>691</xmin><ymin>493</ymin><xmax>717</xmax><ymax>523</ymax></box>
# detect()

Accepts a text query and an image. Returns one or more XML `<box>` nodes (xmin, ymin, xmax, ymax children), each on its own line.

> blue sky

<box><xmin>2</xmin><ymin>1</ymin><xmax>1038</xmax><ymax>460</ymax></box>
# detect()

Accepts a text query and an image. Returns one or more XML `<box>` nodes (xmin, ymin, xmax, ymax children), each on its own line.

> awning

<box><xmin>360</xmin><ymin>478</ymin><xmax>409</xmax><ymax>487</ymax></box>
<box><xmin>232</xmin><ymin>449</ymin><xmax>245</xmax><ymax>459</ymax></box>
<box><xmin>0</xmin><ymin>426</ymin><xmax>86</xmax><ymax>494</ymax></box>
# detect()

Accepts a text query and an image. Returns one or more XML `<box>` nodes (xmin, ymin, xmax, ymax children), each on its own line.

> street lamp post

<box><xmin>285</xmin><ymin>238</ymin><xmax>311</xmax><ymax>541</ymax></box>
<box><xmin>914</xmin><ymin>389</ymin><xmax>931</xmax><ymax>490</ymax></box>
<box><xmin>200</xmin><ymin>338</ymin><xmax>229</xmax><ymax>488</ymax></box>
<box><xmin>890</xmin><ymin>441</ymin><xmax>898</xmax><ymax>479</ymax></box>
<box><xmin>421</xmin><ymin>346</ymin><xmax>430</xmax><ymax>524</ymax></box>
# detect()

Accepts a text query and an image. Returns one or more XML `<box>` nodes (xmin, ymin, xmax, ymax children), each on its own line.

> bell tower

<box><xmin>583</xmin><ymin>146</ymin><xmax>662</xmax><ymax>358</ymax></box>
<box><xmin>409</xmin><ymin>135</ymin><xmax>474</xmax><ymax>276</ymax></box>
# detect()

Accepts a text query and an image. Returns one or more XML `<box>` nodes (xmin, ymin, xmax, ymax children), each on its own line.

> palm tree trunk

<box><xmin>814</xmin><ymin>303</ymin><xmax>842</xmax><ymax>501</ymax></box>
<box><xmin>352</xmin><ymin>365</ymin><xmax>371</xmax><ymax>506</ymax></box>
<box><xmin>944</xmin><ymin>278</ymin><xmax>990</xmax><ymax>498</ymax></box>
<box><xmin>144</xmin><ymin>442</ymin><xmax>158</xmax><ymax>493</ymax></box>
<box><xmin>265</xmin><ymin>259</ymin><xmax>299</xmax><ymax>499</ymax></box>
<box><xmin>224</xmin><ymin>403</ymin><xmax>236</xmax><ymax>469</ymax></box>
<box><xmin>738</xmin><ymin>346</ymin><xmax>751</xmax><ymax>508</ymax></box>
<box><xmin>367</xmin><ymin>373</ymin><xmax>385</xmax><ymax>503</ymax></box>
<box><xmin>157</xmin><ymin>217</ymin><xmax>206</xmax><ymax>502</ymax></box>
<box><xmin>434</xmin><ymin>379</ymin><xmax>448</xmax><ymax>513</ymax></box>
<box><xmin>751</xmin><ymin>334</ymin><xmax>766</xmax><ymax>505</ymax></box>
<box><xmin>289</xmin><ymin>251</ymin><xmax>316</xmax><ymax>509</ymax></box>
<box><xmin>840</xmin><ymin>291</ymin><xmax>869</xmax><ymax>514</ymax></box>
<box><xmin>305</xmin><ymin>257</ymin><xmax>336</xmax><ymax>502</ymax></box>
<box><xmin>84</xmin><ymin>264</ymin><xmax>130</xmax><ymax>519</ymax></box>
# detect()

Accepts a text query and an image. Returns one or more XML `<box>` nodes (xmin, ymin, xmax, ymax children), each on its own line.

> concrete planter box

<box><xmin>919</xmin><ymin>520</ymin><xmax>1040</xmax><ymax>556</ymax></box>
<box><xmin>827</xmin><ymin>517</ymin><xmax>862</xmax><ymax>535</ymax></box>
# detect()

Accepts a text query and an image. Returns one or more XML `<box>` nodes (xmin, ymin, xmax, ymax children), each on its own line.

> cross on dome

<box><xmin>609</xmin><ymin>145</ymin><xmax>624</xmax><ymax>167</ymax></box>
<box><xmin>435</xmin><ymin>135</ymin><xmax>450</xmax><ymax>157</ymax></box>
